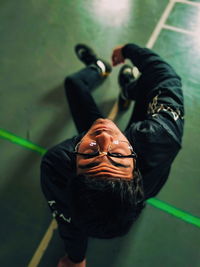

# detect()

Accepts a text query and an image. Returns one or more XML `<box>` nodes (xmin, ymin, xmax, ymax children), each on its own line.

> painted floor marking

<box><xmin>27</xmin><ymin>220</ymin><xmax>57</xmax><ymax>267</ymax></box>
<box><xmin>107</xmin><ymin>101</ymin><xmax>119</xmax><ymax>121</ymax></box>
<box><xmin>176</xmin><ymin>0</ymin><xmax>200</xmax><ymax>7</ymax></box>
<box><xmin>0</xmin><ymin>128</ymin><xmax>46</xmax><ymax>155</ymax></box>
<box><xmin>146</xmin><ymin>0</ymin><xmax>176</xmax><ymax>49</ymax></box>
<box><xmin>163</xmin><ymin>24</ymin><xmax>199</xmax><ymax>36</ymax></box>
<box><xmin>147</xmin><ymin>198</ymin><xmax>200</xmax><ymax>228</ymax></box>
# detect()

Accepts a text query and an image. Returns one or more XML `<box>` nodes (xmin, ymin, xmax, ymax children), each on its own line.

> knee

<box><xmin>64</xmin><ymin>76</ymin><xmax>76</xmax><ymax>90</ymax></box>
<box><xmin>64</xmin><ymin>75</ymin><xmax>82</xmax><ymax>94</ymax></box>
<box><xmin>64</xmin><ymin>77</ymin><xmax>77</xmax><ymax>99</ymax></box>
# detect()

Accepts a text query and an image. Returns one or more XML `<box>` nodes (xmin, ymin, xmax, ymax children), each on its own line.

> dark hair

<box><xmin>69</xmin><ymin>169</ymin><xmax>145</xmax><ymax>238</ymax></box>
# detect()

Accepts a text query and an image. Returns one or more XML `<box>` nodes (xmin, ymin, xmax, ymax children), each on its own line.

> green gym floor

<box><xmin>1</xmin><ymin>0</ymin><xmax>200</xmax><ymax>266</ymax></box>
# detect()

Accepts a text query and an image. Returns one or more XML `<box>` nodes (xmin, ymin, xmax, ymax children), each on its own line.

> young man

<box><xmin>40</xmin><ymin>43</ymin><xmax>184</xmax><ymax>267</ymax></box>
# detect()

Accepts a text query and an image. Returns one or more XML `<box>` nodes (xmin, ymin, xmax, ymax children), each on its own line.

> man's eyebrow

<box><xmin>78</xmin><ymin>160</ymin><xmax>130</xmax><ymax>169</ymax></box>
<box><xmin>109</xmin><ymin>158</ymin><xmax>131</xmax><ymax>168</ymax></box>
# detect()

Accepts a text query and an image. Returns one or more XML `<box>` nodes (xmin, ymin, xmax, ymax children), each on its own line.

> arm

<box><xmin>114</xmin><ymin>44</ymin><xmax>184</xmax><ymax>197</ymax></box>
<box><xmin>112</xmin><ymin>43</ymin><xmax>181</xmax><ymax>90</ymax></box>
<box><xmin>112</xmin><ymin>43</ymin><xmax>184</xmax><ymax>140</ymax></box>
<box><xmin>122</xmin><ymin>43</ymin><xmax>180</xmax><ymax>84</ymax></box>
<box><xmin>40</xmin><ymin>151</ymin><xmax>88</xmax><ymax>266</ymax></box>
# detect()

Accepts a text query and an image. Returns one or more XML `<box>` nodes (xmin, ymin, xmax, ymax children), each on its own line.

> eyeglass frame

<box><xmin>73</xmin><ymin>140</ymin><xmax>137</xmax><ymax>159</ymax></box>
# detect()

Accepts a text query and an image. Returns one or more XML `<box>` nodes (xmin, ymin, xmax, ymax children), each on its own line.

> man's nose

<box><xmin>95</xmin><ymin>132</ymin><xmax>113</xmax><ymax>151</ymax></box>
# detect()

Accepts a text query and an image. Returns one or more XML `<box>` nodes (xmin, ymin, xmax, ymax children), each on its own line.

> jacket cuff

<box><xmin>122</xmin><ymin>43</ymin><xmax>141</xmax><ymax>59</ymax></box>
<box><xmin>68</xmin><ymin>254</ymin><xmax>86</xmax><ymax>263</ymax></box>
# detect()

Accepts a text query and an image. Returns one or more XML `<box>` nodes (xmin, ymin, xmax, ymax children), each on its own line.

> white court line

<box><xmin>176</xmin><ymin>0</ymin><xmax>200</xmax><ymax>7</ymax></box>
<box><xmin>146</xmin><ymin>0</ymin><xmax>176</xmax><ymax>49</ymax></box>
<box><xmin>27</xmin><ymin>1</ymin><xmax>179</xmax><ymax>266</ymax></box>
<box><xmin>27</xmin><ymin>219</ymin><xmax>57</xmax><ymax>267</ymax></box>
<box><xmin>108</xmin><ymin>101</ymin><xmax>119</xmax><ymax>120</ymax></box>
<box><xmin>163</xmin><ymin>24</ymin><xmax>199</xmax><ymax>36</ymax></box>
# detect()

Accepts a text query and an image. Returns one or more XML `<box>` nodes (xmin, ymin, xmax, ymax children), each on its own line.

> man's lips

<box><xmin>93</xmin><ymin>118</ymin><xmax>109</xmax><ymax>124</ymax></box>
<box><xmin>91</xmin><ymin>127</ymin><xmax>114</xmax><ymax>136</ymax></box>
<box><xmin>90</xmin><ymin>119</ymin><xmax>116</xmax><ymax>134</ymax></box>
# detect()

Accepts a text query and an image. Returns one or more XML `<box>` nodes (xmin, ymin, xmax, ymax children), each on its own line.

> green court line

<box><xmin>0</xmin><ymin>128</ymin><xmax>46</xmax><ymax>155</ymax></box>
<box><xmin>147</xmin><ymin>198</ymin><xmax>200</xmax><ymax>228</ymax></box>
<box><xmin>1</xmin><ymin>128</ymin><xmax>200</xmax><ymax>228</ymax></box>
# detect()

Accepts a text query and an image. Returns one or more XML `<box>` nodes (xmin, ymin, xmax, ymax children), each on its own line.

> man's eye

<box><xmin>83</xmin><ymin>154</ymin><xmax>95</xmax><ymax>158</ymax></box>
<box><xmin>82</xmin><ymin>152</ymin><xmax>98</xmax><ymax>158</ymax></box>
<box><xmin>110</xmin><ymin>152</ymin><xmax>123</xmax><ymax>156</ymax></box>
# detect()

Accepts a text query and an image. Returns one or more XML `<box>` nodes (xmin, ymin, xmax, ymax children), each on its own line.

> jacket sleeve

<box><xmin>122</xmin><ymin>43</ymin><xmax>184</xmax><ymax>145</ymax></box>
<box><xmin>40</xmin><ymin>150</ymin><xmax>88</xmax><ymax>263</ymax></box>
<box><xmin>122</xmin><ymin>44</ymin><xmax>184</xmax><ymax>198</ymax></box>
<box><xmin>122</xmin><ymin>43</ymin><xmax>182</xmax><ymax>91</ymax></box>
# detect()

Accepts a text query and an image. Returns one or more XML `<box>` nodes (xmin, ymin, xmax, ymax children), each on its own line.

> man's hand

<box><xmin>112</xmin><ymin>45</ymin><xmax>125</xmax><ymax>66</ymax></box>
<box><xmin>57</xmin><ymin>255</ymin><xmax>86</xmax><ymax>267</ymax></box>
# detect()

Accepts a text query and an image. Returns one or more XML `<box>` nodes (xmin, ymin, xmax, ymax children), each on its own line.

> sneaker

<box><xmin>75</xmin><ymin>44</ymin><xmax>112</xmax><ymax>77</ymax></box>
<box><xmin>118</xmin><ymin>64</ymin><xmax>138</xmax><ymax>111</ymax></box>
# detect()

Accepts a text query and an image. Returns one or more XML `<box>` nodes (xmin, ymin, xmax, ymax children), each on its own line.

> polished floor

<box><xmin>0</xmin><ymin>0</ymin><xmax>200</xmax><ymax>266</ymax></box>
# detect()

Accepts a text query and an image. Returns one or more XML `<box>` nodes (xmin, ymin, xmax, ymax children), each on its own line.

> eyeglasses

<box><xmin>74</xmin><ymin>140</ymin><xmax>137</xmax><ymax>159</ymax></box>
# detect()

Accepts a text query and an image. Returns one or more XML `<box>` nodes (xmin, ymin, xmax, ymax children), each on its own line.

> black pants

<box><xmin>64</xmin><ymin>66</ymin><xmax>105</xmax><ymax>134</ymax></box>
<box><xmin>64</xmin><ymin>66</ymin><xmax>145</xmax><ymax>134</ymax></box>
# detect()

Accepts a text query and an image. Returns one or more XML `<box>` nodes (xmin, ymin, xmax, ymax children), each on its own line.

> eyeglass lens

<box><xmin>77</xmin><ymin>140</ymin><xmax>133</xmax><ymax>156</ymax></box>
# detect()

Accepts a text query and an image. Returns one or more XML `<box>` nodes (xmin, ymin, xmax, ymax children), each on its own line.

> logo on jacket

<box><xmin>48</xmin><ymin>200</ymin><xmax>71</xmax><ymax>223</ymax></box>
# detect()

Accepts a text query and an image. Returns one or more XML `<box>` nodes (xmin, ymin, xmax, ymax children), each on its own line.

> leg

<box><xmin>64</xmin><ymin>66</ymin><xmax>105</xmax><ymax>134</ymax></box>
<box><xmin>125</xmin><ymin>75</ymin><xmax>149</xmax><ymax>129</ymax></box>
<box><xmin>118</xmin><ymin>65</ymin><xmax>149</xmax><ymax>128</ymax></box>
